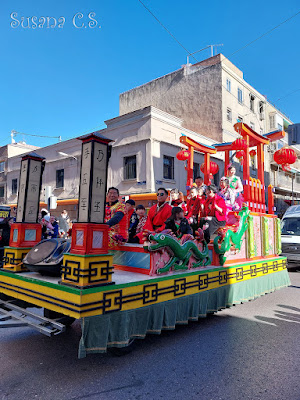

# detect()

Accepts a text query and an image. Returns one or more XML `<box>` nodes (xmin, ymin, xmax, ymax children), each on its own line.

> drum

<box><xmin>23</xmin><ymin>238</ymin><xmax>71</xmax><ymax>276</ymax></box>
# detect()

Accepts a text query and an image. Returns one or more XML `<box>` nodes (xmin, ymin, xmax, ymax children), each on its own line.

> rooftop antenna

<box><xmin>187</xmin><ymin>44</ymin><xmax>224</xmax><ymax>64</ymax></box>
<box><xmin>11</xmin><ymin>130</ymin><xmax>16</xmax><ymax>144</ymax></box>
<box><xmin>210</xmin><ymin>44</ymin><xmax>223</xmax><ymax>57</ymax></box>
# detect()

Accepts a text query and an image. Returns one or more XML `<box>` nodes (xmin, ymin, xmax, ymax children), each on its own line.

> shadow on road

<box><xmin>0</xmin><ymin>273</ymin><xmax>300</xmax><ymax>400</ymax></box>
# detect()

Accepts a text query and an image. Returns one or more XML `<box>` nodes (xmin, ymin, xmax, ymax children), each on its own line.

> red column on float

<box><xmin>204</xmin><ymin>153</ymin><xmax>210</xmax><ymax>185</ymax></box>
<box><xmin>186</xmin><ymin>146</ymin><xmax>194</xmax><ymax>190</ymax></box>
<box><xmin>225</xmin><ymin>150</ymin><xmax>230</xmax><ymax>177</ymax></box>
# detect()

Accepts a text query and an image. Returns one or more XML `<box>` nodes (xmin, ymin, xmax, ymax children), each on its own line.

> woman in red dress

<box><xmin>169</xmin><ymin>188</ymin><xmax>188</xmax><ymax>214</ymax></box>
<box><xmin>186</xmin><ymin>187</ymin><xmax>201</xmax><ymax>233</ymax></box>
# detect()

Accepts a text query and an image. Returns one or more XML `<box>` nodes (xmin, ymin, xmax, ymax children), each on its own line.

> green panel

<box><xmin>276</xmin><ymin>218</ymin><xmax>282</xmax><ymax>254</ymax></box>
<box><xmin>262</xmin><ymin>217</ymin><xmax>269</xmax><ymax>256</ymax></box>
<box><xmin>247</xmin><ymin>215</ymin><xmax>255</xmax><ymax>258</ymax></box>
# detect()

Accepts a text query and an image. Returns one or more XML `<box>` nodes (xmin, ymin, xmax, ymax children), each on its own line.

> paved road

<box><xmin>1</xmin><ymin>271</ymin><xmax>300</xmax><ymax>400</ymax></box>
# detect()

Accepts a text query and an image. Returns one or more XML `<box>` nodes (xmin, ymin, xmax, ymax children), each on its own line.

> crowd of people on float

<box><xmin>104</xmin><ymin>166</ymin><xmax>244</xmax><ymax>246</ymax></box>
<box><xmin>0</xmin><ymin>167</ymin><xmax>244</xmax><ymax>250</ymax></box>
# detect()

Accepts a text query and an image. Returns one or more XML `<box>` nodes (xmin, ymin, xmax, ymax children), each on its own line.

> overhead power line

<box><xmin>12</xmin><ymin>131</ymin><xmax>61</xmax><ymax>140</ymax></box>
<box><xmin>230</xmin><ymin>10</ymin><xmax>300</xmax><ymax>57</ymax></box>
<box><xmin>137</xmin><ymin>0</ymin><xmax>198</xmax><ymax>63</ymax></box>
<box><xmin>275</xmin><ymin>88</ymin><xmax>300</xmax><ymax>102</ymax></box>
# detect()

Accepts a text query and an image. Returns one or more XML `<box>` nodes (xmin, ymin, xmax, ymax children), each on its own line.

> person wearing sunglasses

<box><xmin>138</xmin><ymin>188</ymin><xmax>172</xmax><ymax>240</ymax></box>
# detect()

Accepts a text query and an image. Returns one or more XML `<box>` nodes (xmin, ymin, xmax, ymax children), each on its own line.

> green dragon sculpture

<box><xmin>146</xmin><ymin>233</ymin><xmax>211</xmax><ymax>274</ymax></box>
<box><xmin>213</xmin><ymin>207</ymin><xmax>250</xmax><ymax>265</ymax></box>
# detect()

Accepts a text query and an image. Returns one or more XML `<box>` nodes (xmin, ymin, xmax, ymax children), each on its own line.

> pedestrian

<box><xmin>58</xmin><ymin>209</ymin><xmax>70</xmax><ymax>236</ymax></box>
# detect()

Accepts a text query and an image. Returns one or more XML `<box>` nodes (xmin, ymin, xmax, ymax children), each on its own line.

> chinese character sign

<box><xmin>16</xmin><ymin>158</ymin><xmax>43</xmax><ymax>223</ymax></box>
<box><xmin>78</xmin><ymin>140</ymin><xmax>108</xmax><ymax>223</ymax></box>
<box><xmin>90</xmin><ymin>142</ymin><xmax>107</xmax><ymax>223</ymax></box>
<box><xmin>24</xmin><ymin>160</ymin><xmax>42</xmax><ymax>222</ymax></box>
<box><xmin>16</xmin><ymin>159</ymin><xmax>28</xmax><ymax>222</ymax></box>
<box><xmin>78</xmin><ymin>142</ymin><xmax>92</xmax><ymax>222</ymax></box>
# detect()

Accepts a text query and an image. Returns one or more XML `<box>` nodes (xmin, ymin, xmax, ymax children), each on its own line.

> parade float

<box><xmin>0</xmin><ymin>123</ymin><xmax>290</xmax><ymax>358</ymax></box>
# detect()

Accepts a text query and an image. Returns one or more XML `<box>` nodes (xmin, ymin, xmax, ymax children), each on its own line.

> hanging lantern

<box><xmin>274</xmin><ymin>148</ymin><xmax>297</xmax><ymax>166</ymax></box>
<box><xmin>235</xmin><ymin>150</ymin><xmax>245</xmax><ymax>165</ymax></box>
<box><xmin>176</xmin><ymin>149</ymin><xmax>190</xmax><ymax>161</ymax></box>
<box><xmin>200</xmin><ymin>161</ymin><xmax>219</xmax><ymax>175</ymax></box>
<box><xmin>232</xmin><ymin>138</ymin><xmax>248</xmax><ymax>151</ymax></box>
<box><xmin>235</xmin><ymin>150</ymin><xmax>245</xmax><ymax>159</ymax></box>
<box><xmin>249</xmin><ymin>149</ymin><xmax>256</xmax><ymax>158</ymax></box>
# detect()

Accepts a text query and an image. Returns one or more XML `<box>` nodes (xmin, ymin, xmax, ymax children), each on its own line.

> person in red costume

<box><xmin>105</xmin><ymin>187</ymin><xmax>128</xmax><ymax>247</ymax></box>
<box><xmin>199</xmin><ymin>184</ymin><xmax>227</xmax><ymax>243</ymax></box>
<box><xmin>186</xmin><ymin>187</ymin><xmax>202</xmax><ymax>233</ymax></box>
<box><xmin>169</xmin><ymin>188</ymin><xmax>187</xmax><ymax>214</ymax></box>
<box><xmin>138</xmin><ymin>188</ymin><xmax>172</xmax><ymax>242</ymax></box>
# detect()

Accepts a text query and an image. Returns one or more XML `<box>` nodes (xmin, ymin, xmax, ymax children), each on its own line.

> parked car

<box><xmin>281</xmin><ymin>205</ymin><xmax>300</xmax><ymax>270</ymax></box>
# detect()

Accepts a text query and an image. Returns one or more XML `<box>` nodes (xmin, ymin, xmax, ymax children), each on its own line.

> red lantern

<box><xmin>235</xmin><ymin>150</ymin><xmax>245</xmax><ymax>165</ymax></box>
<box><xmin>235</xmin><ymin>150</ymin><xmax>245</xmax><ymax>159</ymax></box>
<box><xmin>249</xmin><ymin>149</ymin><xmax>256</xmax><ymax>158</ymax></box>
<box><xmin>200</xmin><ymin>161</ymin><xmax>219</xmax><ymax>175</ymax></box>
<box><xmin>232</xmin><ymin>138</ymin><xmax>248</xmax><ymax>151</ymax></box>
<box><xmin>176</xmin><ymin>149</ymin><xmax>190</xmax><ymax>161</ymax></box>
<box><xmin>274</xmin><ymin>148</ymin><xmax>297</xmax><ymax>165</ymax></box>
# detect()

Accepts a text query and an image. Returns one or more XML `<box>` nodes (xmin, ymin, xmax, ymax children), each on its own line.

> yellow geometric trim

<box><xmin>0</xmin><ymin>257</ymin><xmax>287</xmax><ymax>319</ymax></box>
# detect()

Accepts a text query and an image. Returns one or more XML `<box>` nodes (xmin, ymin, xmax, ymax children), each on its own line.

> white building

<box><xmin>0</xmin><ymin>142</ymin><xmax>39</xmax><ymax>205</ymax></box>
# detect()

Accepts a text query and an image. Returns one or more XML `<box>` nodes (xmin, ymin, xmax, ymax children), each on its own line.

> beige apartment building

<box><xmin>119</xmin><ymin>53</ymin><xmax>298</xmax><ymax>213</ymax></box>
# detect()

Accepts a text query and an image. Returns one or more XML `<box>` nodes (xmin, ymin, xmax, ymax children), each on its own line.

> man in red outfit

<box><xmin>137</xmin><ymin>188</ymin><xmax>172</xmax><ymax>242</ymax></box>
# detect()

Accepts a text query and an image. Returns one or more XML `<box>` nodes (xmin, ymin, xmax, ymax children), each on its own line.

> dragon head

<box><xmin>147</xmin><ymin>232</ymin><xmax>173</xmax><ymax>252</ymax></box>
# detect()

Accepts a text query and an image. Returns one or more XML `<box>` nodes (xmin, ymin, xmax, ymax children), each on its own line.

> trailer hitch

<box><xmin>0</xmin><ymin>299</ymin><xmax>66</xmax><ymax>337</ymax></box>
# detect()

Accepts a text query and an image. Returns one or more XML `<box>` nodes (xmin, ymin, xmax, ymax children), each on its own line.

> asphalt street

<box><xmin>0</xmin><ymin>271</ymin><xmax>299</xmax><ymax>400</ymax></box>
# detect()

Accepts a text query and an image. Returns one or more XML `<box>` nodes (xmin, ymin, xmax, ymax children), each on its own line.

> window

<box><xmin>238</xmin><ymin>88</ymin><xmax>243</xmax><ymax>104</ymax></box>
<box><xmin>0</xmin><ymin>161</ymin><xmax>4</xmax><ymax>173</ymax></box>
<box><xmin>259</xmin><ymin>101</ymin><xmax>264</xmax><ymax>119</ymax></box>
<box><xmin>226</xmin><ymin>79</ymin><xmax>231</xmax><ymax>92</ymax></box>
<box><xmin>249</xmin><ymin>94</ymin><xmax>255</xmax><ymax>112</ymax></box>
<box><xmin>278</xmin><ymin>123</ymin><xmax>283</xmax><ymax>131</ymax></box>
<box><xmin>193</xmin><ymin>163</ymin><xmax>200</xmax><ymax>181</ymax></box>
<box><xmin>250</xmin><ymin>122</ymin><xmax>255</xmax><ymax>131</ymax></box>
<box><xmin>12</xmin><ymin>179</ymin><xmax>18</xmax><ymax>194</ymax></box>
<box><xmin>0</xmin><ymin>186</ymin><xmax>4</xmax><ymax>197</ymax></box>
<box><xmin>260</xmin><ymin>129</ymin><xmax>263</xmax><ymax>135</ymax></box>
<box><xmin>124</xmin><ymin>155</ymin><xmax>137</xmax><ymax>180</ymax></box>
<box><xmin>56</xmin><ymin>169</ymin><xmax>64</xmax><ymax>188</ymax></box>
<box><xmin>269</xmin><ymin>115</ymin><xmax>275</xmax><ymax>130</ymax></box>
<box><xmin>227</xmin><ymin>108</ymin><xmax>232</xmax><ymax>122</ymax></box>
<box><xmin>237</xmin><ymin>115</ymin><xmax>243</xmax><ymax>123</ymax></box>
<box><xmin>163</xmin><ymin>155</ymin><xmax>174</xmax><ymax>180</ymax></box>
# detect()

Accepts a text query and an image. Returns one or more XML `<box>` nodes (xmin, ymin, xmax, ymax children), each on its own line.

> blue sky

<box><xmin>0</xmin><ymin>0</ymin><xmax>299</xmax><ymax>147</ymax></box>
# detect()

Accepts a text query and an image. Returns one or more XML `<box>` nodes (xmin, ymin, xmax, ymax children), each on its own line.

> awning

<box><xmin>274</xmin><ymin>186</ymin><xmax>300</xmax><ymax>199</ymax></box>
